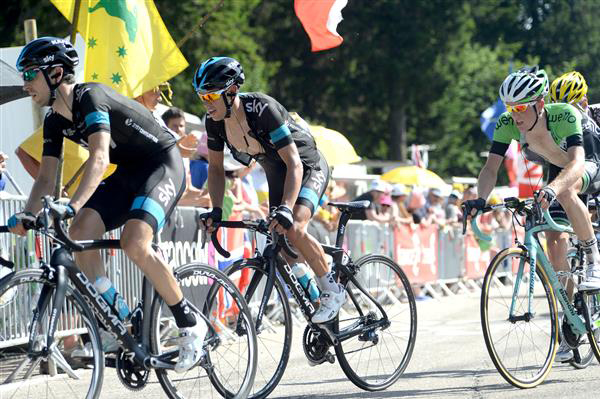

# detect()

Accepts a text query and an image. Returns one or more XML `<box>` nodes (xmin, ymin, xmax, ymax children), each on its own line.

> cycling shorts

<box><xmin>547</xmin><ymin>162</ymin><xmax>598</xmax><ymax>224</ymax></box>
<box><xmin>261</xmin><ymin>151</ymin><xmax>329</xmax><ymax>216</ymax></box>
<box><xmin>84</xmin><ymin>146</ymin><xmax>185</xmax><ymax>233</ymax></box>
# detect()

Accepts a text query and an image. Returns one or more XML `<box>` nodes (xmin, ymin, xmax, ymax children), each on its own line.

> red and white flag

<box><xmin>294</xmin><ymin>0</ymin><xmax>348</xmax><ymax>52</ymax></box>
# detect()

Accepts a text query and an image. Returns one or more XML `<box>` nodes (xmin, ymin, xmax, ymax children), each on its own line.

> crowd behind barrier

<box><xmin>0</xmin><ymin>197</ymin><xmax>512</xmax><ymax>348</ymax></box>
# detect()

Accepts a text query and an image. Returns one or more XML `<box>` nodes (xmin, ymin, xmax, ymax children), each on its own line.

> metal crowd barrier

<box><xmin>0</xmin><ymin>198</ymin><xmax>210</xmax><ymax>349</ymax></box>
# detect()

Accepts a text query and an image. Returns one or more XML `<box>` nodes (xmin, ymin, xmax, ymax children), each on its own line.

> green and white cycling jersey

<box><xmin>490</xmin><ymin>102</ymin><xmax>583</xmax><ymax>163</ymax></box>
<box><xmin>489</xmin><ymin>102</ymin><xmax>600</xmax><ymax>194</ymax></box>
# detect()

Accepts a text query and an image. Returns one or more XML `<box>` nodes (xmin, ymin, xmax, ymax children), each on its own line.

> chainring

<box><xmin>116</xmin><ymin>349</ymin><xmax>150</xmax><ymax>391</ymax></box>
<box><xmin>302</xmin><ymin>325</ymin><xmax>331</xmax><ymax>365</ymax></box>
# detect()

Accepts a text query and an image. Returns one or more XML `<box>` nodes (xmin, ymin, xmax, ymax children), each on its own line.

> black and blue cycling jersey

<box><xmin>42</xmin><ymin>82</ymin><xmax>184</xmax><ymax>232</ymax></box>
<box><xmin>206</xmin><ymin>92</ymin><xmax>328</xmax><ymax>213</ymax></box>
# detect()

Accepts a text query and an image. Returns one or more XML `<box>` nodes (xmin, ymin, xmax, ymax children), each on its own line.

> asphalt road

<box><xmin>3</xmin><ymin>291</ymin><xmax>600</xmax><ymax>398</ymax></box>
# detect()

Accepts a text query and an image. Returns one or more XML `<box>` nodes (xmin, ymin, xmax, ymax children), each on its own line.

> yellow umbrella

<box><xmin>381</xmin><ymin>166</ymin><xmax>446</xmax><ymax>188</ymax></box>
<box><xmin>310</xmin><ymin>125</ymin><xmax>361</xmax><ymax>166</ymax></box>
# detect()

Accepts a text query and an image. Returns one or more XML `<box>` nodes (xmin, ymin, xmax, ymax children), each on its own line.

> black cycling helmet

<box><xmin>192</xmin><ymin>56</ymin><xmax>244</xmax><ymax>94</ymax></box>
<box><xmin>16</xmin><ymin>37</ymin><xmax>79</xmax><ymax>106</ymax></box>
<box><xmin>16</xmin><ymin>36</ymin><xmax>79</xmax><ymax>73</ymax></box>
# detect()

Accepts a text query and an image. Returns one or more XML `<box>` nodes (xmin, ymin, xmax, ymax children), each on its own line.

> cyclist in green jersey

<box><xmin>464</xmin><ymin>66</ymin><xmax>600</xmax><ymax>292</ymax></box>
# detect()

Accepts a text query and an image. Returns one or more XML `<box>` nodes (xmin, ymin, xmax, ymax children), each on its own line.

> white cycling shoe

<box><xmin>174</xmin><ymin>316</ymin><xmax>208</xmax><ymax>373</ymax></box>
<box><xmin>554</xmin><ymin>339</ymin><xmax>574</xmax><ymax>362</ymax></box>
<box><xmin>311</xmin><ymin>284</ymin><xmax>346</xmax><ymax>324</ymax></box>
<box><xmin>579</xmin><ymin>265</ymin><xmax>600</xmax><ymax>291</ymax></box>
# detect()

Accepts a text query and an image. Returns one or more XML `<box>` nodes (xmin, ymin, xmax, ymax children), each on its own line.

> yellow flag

<box><xmin>50</xmin><ymin>0</ymin><xmax>188</xmax><ymax>98</ymax></box>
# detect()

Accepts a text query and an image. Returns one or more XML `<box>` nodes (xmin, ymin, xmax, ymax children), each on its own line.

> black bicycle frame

<box><xmin>242</xmin><ymin>208</ymin><xmax>390</xmax><ymax>344</ymax></box>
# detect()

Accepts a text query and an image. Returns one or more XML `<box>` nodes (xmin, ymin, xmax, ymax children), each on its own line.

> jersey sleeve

<box><xmin>78</xmin><ymin>85</ymin><xmax>111</xmax><ymax>138</ymax></box>
<box><xmin>205</xmin><ymin>117</ymin><xmax>225</xmax><ymax>151</ymax></box>
<box><xmin>42</xmin><ymin>111</ymin><xmax>67</xmax><ymax>158</ymax></box>
<box><xmin>259</xmin><ymin>100</ymin><xmax>294</xmax><ymax>150</ymax></box>
<box><xmin>553</xmin><ymin>104</ymin><xmax>583</xmax><ymax>149</ymax></box>
<box><xmin>492</xmin><ymin>112</ymin><xmax>520</xmax><ymax>145</ymax></box>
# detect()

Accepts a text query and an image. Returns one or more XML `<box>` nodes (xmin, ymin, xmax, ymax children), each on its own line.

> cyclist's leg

<box><xmin>70</xmin><ymin>208</ymin><xmax>107</xmax><ymax>280</ymax></box>
<box><xmin>571</xmin><ymin>161</ymin><xmax>600</xmax><ymax>289</ymax></box>
<box><xmin>120</xmin><ymin>146</ymin><xmax>206</xmax><ymax>372</ymax></box>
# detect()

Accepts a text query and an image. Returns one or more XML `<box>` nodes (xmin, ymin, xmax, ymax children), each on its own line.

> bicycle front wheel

<box><xmin>151</xmin><ymin>262</ymin><xmax>257</xmax><ymax>399</ymax></box>
<box><xmin>481</xmin><ymin>247</ymin><xmax>558</xmax><ymax>388</ymax></box>
<box><xmin>334</xmin><ymin>254</ymin><xmax>417</xmax><ymax>391</ymax></box>
<box><xmin>0</xmin><ymin>269</ymin><xmax>104</xmax><ymax>399</ymax></box>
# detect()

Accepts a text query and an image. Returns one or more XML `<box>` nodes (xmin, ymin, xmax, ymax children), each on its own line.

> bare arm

<box><xmin>69</xmin><ymin>131</ymin><xmax>111</xmax><ymax>211</ymax></box>
<box><xmin>23</xmin><ymin>156</ymin><xmax>59</xmax><ymax>214</ymax></box>
<box><xmin>366</xmin><ymin>208</ymin><xmax>392</xmax><ymax>223</ymax></box>
<box><xmin>546</xmin><ymin>146</ymin><xmax>585</xmax><ymax>194</ymax></box>
<box><xmin>277</xmin><ymin>144</ymin><xmax>303</xmax><ymax>209</ymax></box>
<box><xmin>477</xmin><ymin>153</ymin><xmax>504</xmax><ymax>201</ymax></box>
<box><xmin>206</xmin><ymin>149</ymin><xmax>226</xmax><ymax>208</ymax></box>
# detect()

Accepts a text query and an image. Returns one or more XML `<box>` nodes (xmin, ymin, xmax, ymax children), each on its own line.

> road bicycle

<box><xmin>210</xmin><ymin>200</ymin><xmax>417</xmax><ymax>399</ymax></box>
<box><xmin>0</xmin><ymin>196</ymin><xmax>257</xmax><ymax>398</ymax></box>
<box><xmin>464</xmin><ymin>197</ymin><xmax>600</xmax><ymax>388</ymax></box>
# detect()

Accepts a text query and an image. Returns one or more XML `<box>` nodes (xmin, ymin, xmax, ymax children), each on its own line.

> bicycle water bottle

<box><xmin>292</xmin><ymin>263</ymin><xmax>320</xmax><ymax>302</ymax></box>
<box><xmin>95</xmin><ymin>276</ymin><xmax>131</xmax><ymax>321</ymax></box>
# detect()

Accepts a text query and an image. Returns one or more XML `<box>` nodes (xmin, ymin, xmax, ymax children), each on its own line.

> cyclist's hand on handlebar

<box><xmin>199</xmin><ymin>207</ymin><xmax>222</xmax><ymax>233</ymax></box>
<box><xmin>534</xmin><ymin>187</ymin><xmax>556</xmax><ymax>210</ymax></box>
<box><xmin>51</xmin><ymin>201</ymin><xmax>76</xmax><ymax>220</ymax></box>
<box><xmin>269</xmin><ymin>205</ymin><xmax>294</xmax><ymax>234</ymax></box>
<box><xmin>462</xmin><ymin>198</ymin><xmax>486</xmax><ymax>219</ymax></box>
<box><xmin>7</xmin><ymin>211</ymin><xmax>36</xmax><ymax>236</ymax></box>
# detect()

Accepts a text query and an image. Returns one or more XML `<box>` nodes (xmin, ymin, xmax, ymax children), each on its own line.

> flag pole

<box><xmin>55</xmin><ymin>0</ymin><xmax>82</xmax><ymax>199</ymax></box>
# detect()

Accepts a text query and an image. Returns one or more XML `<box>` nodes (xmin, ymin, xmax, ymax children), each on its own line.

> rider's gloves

<box><xmin>536</xmin><ymin>187</ymin><xmax>557</xmax><ymax>205</ymax></box>
<box><xmin>463</xmin><ymin>198</ymin><xmax>487</xmax><ymax>214</ymax></box>
<box><xmin>7</xmin><ymin>212</ymin><xmax>36</xmax><ymax>229</ymax></box>
<box><xmin>199</xmin><ymin>207</ymin><xmax>223</xmax><ymax>227</ymax></box>
<box><xmin>272</xmin><ymin>205</ymin><xmax>294</xmax><ymax>230</ymax></box>
<box><xmin>52</xmin><ymin>202</ymin><xmax>76</xmax><ymax>220</ymax></box>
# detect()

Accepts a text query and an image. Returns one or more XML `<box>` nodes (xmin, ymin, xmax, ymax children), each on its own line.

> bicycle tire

<box><xmin>0</xmin><ymin>269</ymin><xmax>104</xmax><ymax>399</ymax></box>
<box><xmin>334</xmin><ymin>254</ymin><xmax>417</xmax><ymax>391</ymax></box>
<box><xmin>481</xmin><ymin>247</ymin><xmax>558</xmax><ymax>388</ymax></box>
<box><xmin>225</xmin><ymin>258</ymin><xmax>293</xmax><ymax>399</ymax></box>
<box><xmin>583</xmin><ymin>291</ymin><xmax>600</xmax><ymax>365</ymax></box>
<box><xmin>150</xmin><ymin>262</ymin><xmax>257</xmax><ymax>399</ymax></box>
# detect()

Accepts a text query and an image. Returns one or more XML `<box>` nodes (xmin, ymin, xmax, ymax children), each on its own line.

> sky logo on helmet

<box><xmin>225</xmin><ymin>77</ymin><xmax>236</xmax><ymax>87</ymax></box>
<box><xmin>49</xmin><ymin>39</ymin><xmax>68</xmax><ymax>45</ymax></box>
<box><xmin>43</xmin><ymin>55</ymin><xmax>55</xmax><ymax>63</ymax></box>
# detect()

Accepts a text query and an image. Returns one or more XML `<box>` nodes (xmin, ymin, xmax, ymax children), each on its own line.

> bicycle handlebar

<box><xmin>462</xmin><ymin>196</ymin><xmax>573</xmax><ymax>242</ymax></box>
<box><xmin>206</xmin><ymin>219</ymin><xmax>298</xmax><ymax>260</ymax></box>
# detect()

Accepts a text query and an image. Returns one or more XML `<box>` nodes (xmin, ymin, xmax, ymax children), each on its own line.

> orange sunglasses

<box><xmin>505</xmin><ymin>101</ymin><xmax>536</xmax><ymax>113</ymax></box>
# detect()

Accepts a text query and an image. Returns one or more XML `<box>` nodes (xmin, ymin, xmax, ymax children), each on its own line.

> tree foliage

<box><xmin>3</xmin><ymin>0</ymin><xmax>600</xmax><ymax>180</ymax></box>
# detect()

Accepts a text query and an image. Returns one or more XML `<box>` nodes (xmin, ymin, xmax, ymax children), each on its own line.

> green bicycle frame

<box><xmin>471</xmin><ymin>208</ymin><xmax>588</xmax><ymax>335</ymax></box>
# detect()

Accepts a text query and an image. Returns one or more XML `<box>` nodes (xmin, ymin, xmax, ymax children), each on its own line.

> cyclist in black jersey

<box><xmin>8</xmin><ymin>37</ymin><xmax>205</xmax><ymax>372</ymax></box>
<box><xmin>194</xmin><ymin>56</ymin><xmax>345</xmax><ymax>323</ymax></box>
<box><xmin>547</xmin><ymin>71</ymin><xmax>600</xmax><ymax>361</ymax></box>
<box><xmin>464</xmin><ymin>66</ymin><xmax>600</xmax><ymax>292</ymax></box>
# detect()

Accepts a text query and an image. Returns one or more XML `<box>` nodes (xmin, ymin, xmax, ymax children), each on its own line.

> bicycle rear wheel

<box><xmin>481</xmin><ymin>248</ymin><xmax>558</xmax><ymax>388</ymax></box>
<box><xmin>0</xmin><ymin>269</ymin><xmax>104</xmax><ymax>399</ymax></box>
<box><xmin>151</xmin><ymin>263</ymin><xmax>257</xmax><ymax>399</ymax></box>
<box><xmin>225</xmin><ymin>258</ymin><xmax>292</xmax><ymax>399</ymax></box>
<box><xmin>582</xmin><ymin>291</ymin><xmax>600</xmax><ymax>364</ymax></box>
<box><xmin>334</xmin><ymin>254</ymin><xmax>417</xmax><ymax>391</ymax></box>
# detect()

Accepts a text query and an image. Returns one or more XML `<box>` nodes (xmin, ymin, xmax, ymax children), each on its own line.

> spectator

<box><xmin>162</xmin><ymin>107</ymin><xmax>199</xmax><ymax>159</ymax></box>
<box><xmin>424</xmin><ymin>188</ymin><xmax>446</xmax><ymax>226</ymax></box>
<box><xmin>406</xmin><ymin>188</ymin><xmax>427</xmax><ymax>224</ymax></box>
<box><xmin>445</xmin><ymin>190</ymin><xmax>462</xmax><ymax>225</ymax></box>
<box><xmin>380</xmin><ymin>194</ymin><xmax>394</xmax><ymax>220</ymax></box>
<box><xmin>189</xmin><ymin>132</ymin><xmax>210</xmax><ymax>189</ymax></box>
<box><xmin>351</xmin><ymin>180</ymin><xmax>392</xmax><ymax>223</ymax></box>
<box><xmin>390</xmin><ymin>184</ymin><xmax>412</xmax><ymax>225</ymax></box>
<box><xmin>0</xmin><ymin>152</ymin><xmax>7</xmax><ymax>191</ymax></box>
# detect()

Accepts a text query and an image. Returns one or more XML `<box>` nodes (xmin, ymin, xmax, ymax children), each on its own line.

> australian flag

<box><xmin>480</xmin><ymin>98</ymin><xmax>506</xmax><ymax>141</ymax></box>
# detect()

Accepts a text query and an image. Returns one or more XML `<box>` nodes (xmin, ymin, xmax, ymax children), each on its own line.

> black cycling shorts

<box><xmin>261</xmin><ymin>151</ymin><xmax>330</xmax><ymax>216</ymax></box>
<box><xmin>547</xmin><ymin>163</ymin><xmax>590</xmax><ymax>224</ymax></box>
<box><xmin>84</xmin><ymin>146</ymin><xmax>185</xmax><ymax>233</ymax></box>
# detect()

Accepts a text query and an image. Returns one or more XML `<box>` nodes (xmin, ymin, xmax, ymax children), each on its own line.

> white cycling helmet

<box><xmin>499</xmin><ymin>66</ymin><xmax>549</xmax><ymax>104</ymax></box>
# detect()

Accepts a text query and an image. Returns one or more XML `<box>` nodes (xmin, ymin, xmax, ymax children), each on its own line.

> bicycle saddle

<box><xmin>328</xmin><ymin>200</ymin><xmax>371</xmax><ymax>211</ymax></box>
